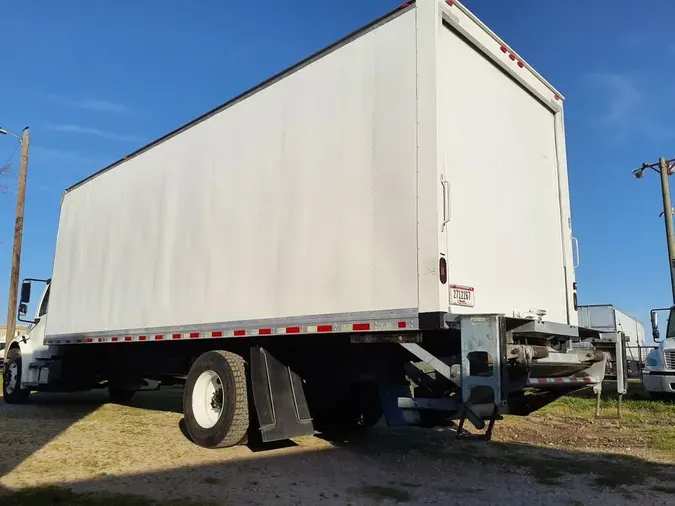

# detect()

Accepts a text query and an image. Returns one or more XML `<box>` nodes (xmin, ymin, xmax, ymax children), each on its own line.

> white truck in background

<box><xmin>578</xmin><ymin>305</ymin><xmax>649</xmax><ymax>378</ymax></box>
<box><xmin>3</xmin><ymin>0</ymin><xmax>607</xmax><ymax>448</ymax></box>
<box><xmin>643</xmin><ymin>308</ymin><xmax>675</xmax><ymax>398</ymax></box>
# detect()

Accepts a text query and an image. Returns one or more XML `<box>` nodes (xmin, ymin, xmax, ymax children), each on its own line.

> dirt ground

<box><xmin>1</xmin><ymin>385</ymin><xmax>675</xmax><ymax>506</ymax></box>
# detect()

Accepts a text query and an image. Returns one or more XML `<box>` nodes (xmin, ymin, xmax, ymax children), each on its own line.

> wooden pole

<box><xmin>4</xmin><ymin>127</ymin><xmax>29</xmax><ymax>364</ymax></box>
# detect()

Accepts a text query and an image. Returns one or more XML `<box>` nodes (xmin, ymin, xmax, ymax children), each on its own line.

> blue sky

<box><xmin>0</xmin><ymin>0</ymin><xmax>674</xmax><ymax>331</ymax></box>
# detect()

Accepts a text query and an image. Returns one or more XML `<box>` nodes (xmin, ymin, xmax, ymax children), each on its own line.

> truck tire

<box><xmin>183</xmin><ymin>350</ymin><xmax>249</xmax><ymax>448</ymax></box>
<box><xmin>3</xmin><ymin>348</ymin><xmax>31</xmax><ymax>404</ymax></box>
<box><xmin>108</xmin><ymin>387</ymin><xmax>136</xmax><ymax>404</ymax></box>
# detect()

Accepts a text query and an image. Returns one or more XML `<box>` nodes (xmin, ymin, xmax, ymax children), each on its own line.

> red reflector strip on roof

<box><xmin>86</xmin><ymin>338</ymin><xmax>93</xmax><ymax>343</ymax></box>
<box><xmin>259</xmin><ymin>328</ymin><xmax>272</xmax><ymax>335</ymax></box>
<box><xmin>125</xmin><ymin>336</ymin><xmax>132</xmax><ymax>341</ymax></box>
<box><xmin>286</xmin><ymin>326</ymin><xmax>301</xmax><ymax>334</ymax></box>
<box><xmin>172</xmin><ymin>333</ymin><xmax>182</xmax><ymax>339</ymax></box>
<box><xmin>212</xmin><ymin>331</ymin><xmax>223</xmax><ymax>338</ymax></box>
<box><xmin>139</xmin><ymin>335</ymin><xmax>147</xmax><ymax>341</ymax></box>
<box><xmin>317</xmin><ymin>325</ymin><xmax>332</xmax><ymax>333</ymax></box>
<box><xmin>154</xmin><ymin>335</ymin><xmax>163</xmax><ymax>340</ymax></box>
<box><xmin>398</xmin><ymin>321</ymin><xmax>407</xmax><ymax>329</ymax></box>
<box><xmin>111</xmin><ymin>337</ymin><xmax>119</xmax><ymax>342</ymax></box>
<box><xmin>234</xmin><ymin>330</ymin><xmax>246</xmax><ymax>337</ymax></box>
<box><xmin>352</xmin><ymin>323</ymin><xmax>370</xmax><ymax>331</ymax></box>
<box><xmin>189</xmin><ymin>332</ymin><xmax>200</xmax><ymax>339</ymax></box>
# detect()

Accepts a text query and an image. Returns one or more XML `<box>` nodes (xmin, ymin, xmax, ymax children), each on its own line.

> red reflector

<box><xmin>111</xmin><ymin>337</ymin><xmax>119</xmax><ymax>342</ymax></box>
<box><xmin>259</xmin><ymin>328</ymin><xmax>272</xmax><ymax>335</ymax></box>
<box><xmin>500</xmin><ymin>46</ymin><xmax>507</xmax><ymax>53</ymax></box>
<box><xmin>554</xmin><ymin>94</ymin><xmax>561</xmax><ymax>101</ymax></box>
<box><xmin>353</xmin><ymin>323</ymin><xmax>370</xmax><ymax>331</ymax></box>
<box><xmin>86</xmin><ymin>338</ymin><xmax>93</xmax><ymax>343</ymax></box>
<box><xmin>398</xmin><ymin>322</ymin><xmax>407</xmax><ymax>329</ymax></box>
<box><xmin>125</xmin><ymin>336</ymin><xmax>132</xmax><ymax>341</ymax></box>
<box><xmin>234</xmin><ymin>330</ymin><xmax>246</xmax><ymax>337</ymax></box>
<box><xmin>154</xmin><ymin>335</ymin><xmax>163</xmax><ymax>340</ymax></box>
<box><xmin>286</xmin><ymin>326</ymin><xmax>301</xmax><ymax>334</ymax></box>
<box><xmin>317</xmin><ymin>325</ymin><xmax>332</xmax><ymax>333</ymax></box>
<box><xmin>189</xmin><ymin>332</ymin><xmax>200</xmax><ymax>339</ymax></box>
<box><xmin>98</xmin><ymin>338</ymin><xmax>105</xmax><ymax>343</ymax></box>
<box><xmin>172</xmin><ymin>333</ymin><xmax>182</xmax><ymax>339</ymax></box>
<box><xmin>439</xmin><ymin>257</ymin><xmax>447</xmax><ymax>285</ymax></box>
<box><xmin>517</xmin><ymin>61</ymin><xmax>524</xmax><ymax>68</ymax></box>
<box><xmin>445</xmin><ymin>0</ymin><xmax>454</xmax><ymax>5</ymax></box>
<box><xmin>509</xmin><ymin>54</ymin><xmax>516</xmax><ymax>61</ymax></box>
<box><xmin>139</xmin><ymin>335</ymin><xmax>147</xmax><ymax>341</ymax></box>
<box><xmin>212</xmin><ymin>331</ymin><xmax>224</xmax><ymax>338</ymax></box>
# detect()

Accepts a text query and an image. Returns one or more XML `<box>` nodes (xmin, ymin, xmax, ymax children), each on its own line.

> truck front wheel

<box><xmin>3</xmin><ymin>348</ymin><xmax>31</xmax><ymax>404</ymax></box>
<box><xmin>183</xmin><ymin>350</ymin><xmax>249</xmax><ymax>448</ymax></box>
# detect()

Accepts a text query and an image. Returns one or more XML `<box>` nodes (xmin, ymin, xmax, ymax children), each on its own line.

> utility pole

<box><xmin>633</xmin><ymin>157</ymin><xmax>675</xmax><ymax>304</ymax></box>
<box><xmin>2</xmin><ymin>127</ymin><xmax>29</xmax><ymax>364</ymax></box>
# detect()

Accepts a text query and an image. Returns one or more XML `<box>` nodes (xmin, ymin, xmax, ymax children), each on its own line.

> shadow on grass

<box><xmin>1</xmin><ymin>486</ymin><xmax>215</xmax><ymax>506</ymax></box>
<box><xmin>1</xmin><ymin>427</ymin><xmax>674</xmax><ymax>505</ymax></box>
<box><xmin>2</xmin><ymin>376</ymin><xmax>675</xmax><ymax>505</ymax></box>
<box><xmin>0</xmin><ymin>385</ymin><xmax>184</xmax><ymax>500</ymax></box>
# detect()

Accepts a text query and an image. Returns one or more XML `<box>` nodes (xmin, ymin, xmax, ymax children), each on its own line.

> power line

<box><xmin>0</xmin><ymin>141</ymin><xmax>21</xmax><ymax>173</ymax></box>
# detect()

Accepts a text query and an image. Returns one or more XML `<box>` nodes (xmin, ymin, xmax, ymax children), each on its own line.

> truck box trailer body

<box><xmin>4</xmin><ymin>0</ymin><xmax>605</xmax><ymax>448</ymax></box>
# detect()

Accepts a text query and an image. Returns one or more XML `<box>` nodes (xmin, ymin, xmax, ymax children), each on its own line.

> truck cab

<box><xmin>643</xmin><ymin>307</ymin><xmax>675</xmax><ymax>397</ymax></box>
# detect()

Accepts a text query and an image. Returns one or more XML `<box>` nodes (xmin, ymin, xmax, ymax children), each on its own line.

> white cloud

<box><xmin>47</xmin><ymin>124</ymin><xmax>142</xmax><ymax>143</ymax></box>
<box><xmin>585</xmin><ymin>72</ymin><xmax>642</xmax><ymax>125</ymax></box>
<box><xmin>43</xmin><ymin>94</ymin><xmax>131</xmax><ymax>114</ymax></box>
<box><xmin>584</xmin><ymin>72</ymin><xmax>675</xmax><ymax>142</ymax></box>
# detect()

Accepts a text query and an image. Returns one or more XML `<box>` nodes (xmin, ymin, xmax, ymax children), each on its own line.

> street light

<box><xmin>633</xmin><ymin>157</ymin><xmax>675</xmax><ymax>304</ymax></box>
<box><xmin>0</xmin><ymin>127</ymin><xmax>22</xmax><ymax>143</ymax></box>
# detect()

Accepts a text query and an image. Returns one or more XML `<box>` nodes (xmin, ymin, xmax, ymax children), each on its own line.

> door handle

<box><xmin>441</xmin><ymin>175</ymin><xmax>450</xmax><ymax>231</ymax></box>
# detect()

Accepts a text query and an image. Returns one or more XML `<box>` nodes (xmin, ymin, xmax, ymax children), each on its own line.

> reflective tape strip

<box><xmin>43</xmin><ymin>316</ymin><xmax>418</xmax><ymax>345</ymax></box>
<box><xmin>528</xmin><ymin>377</ymin><xmax>596</xmax><ymax>385</ymax></box>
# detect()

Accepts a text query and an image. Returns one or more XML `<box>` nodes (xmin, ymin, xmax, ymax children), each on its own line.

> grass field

<box><xmin>1</xmin><ymin>373</ymin><xmax>674</xmax><ymax>505</ymax></box>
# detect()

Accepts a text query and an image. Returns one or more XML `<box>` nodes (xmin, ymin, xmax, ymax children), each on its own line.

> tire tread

<box><xmin>212</xmin><ymin>350</ymin><xmax>249</xmax><ymax>448</ymax></box>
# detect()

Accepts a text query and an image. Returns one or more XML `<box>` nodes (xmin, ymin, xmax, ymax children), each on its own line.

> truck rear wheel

<box><xmin>183</xmin><ymin>350</ymin><xmax>249</xmax><ymax>448</ymax></box>
<box><xmin>3</xmin><ymin>348</ymin><xmax>31</xmax><ymax>404</ymax></box>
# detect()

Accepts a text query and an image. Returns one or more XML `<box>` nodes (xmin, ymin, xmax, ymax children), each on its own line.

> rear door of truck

<box><xmin>437</xmin><ymin>2</ymin><xmax>575</xmax><ymax>324</ymax></box>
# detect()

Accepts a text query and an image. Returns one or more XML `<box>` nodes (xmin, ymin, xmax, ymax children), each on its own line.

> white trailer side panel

<box><xmin>46</xmin><ymin>10</ymin><xmax>419</xmax><ymax>336</ymax></box>
<box><xmin>615</xmin><ymin>308</ymin><xmax>645</xmax><ymax>346</ymax></box>
<box><xmin>438</xmin><ymin>21</ymin><xmax>568</xmax><ymax>322</ymax></box>
<box><xmin>578</xmin><ymin>305</ymin><xmax>645</xmax><ymax>346</ymax></box>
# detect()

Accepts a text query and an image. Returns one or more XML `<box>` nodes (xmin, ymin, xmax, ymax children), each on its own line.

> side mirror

<box><xmin>20</xmin><ymin>280</ymin><xmax>31</xmax><ymax>304</ymax></box>
<box><xmin>651</xmin><ymin>310</ymin><xmax>660</xmax><ymax>341</ymax></box>
<box><xmin>18</xmin><ymin>303</ymin><xmax>28</xmax><ymax>317</ymax></box>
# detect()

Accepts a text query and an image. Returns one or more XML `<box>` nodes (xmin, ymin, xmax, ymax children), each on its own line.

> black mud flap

<box><xmin>250</xmin><ymin>347</ymin><xmax>314</xmax><ymax>442</ymax></box>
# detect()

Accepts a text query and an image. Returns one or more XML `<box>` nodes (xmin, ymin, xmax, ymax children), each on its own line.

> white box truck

<box><xmin>3</xmin><ymin>0</ymin><xmax>607</xmax><ymax>448</ymax></box>
<box><xmin>578</xmin><ymin>304</ymin><xmax>648</xmax><ymax>377</ymax></box>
